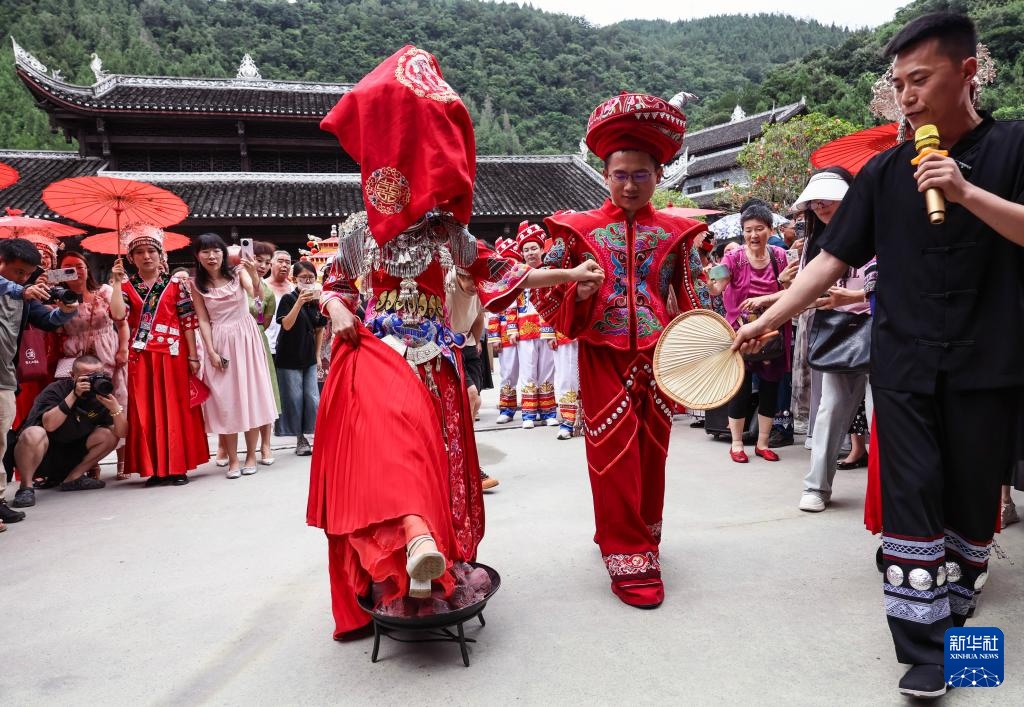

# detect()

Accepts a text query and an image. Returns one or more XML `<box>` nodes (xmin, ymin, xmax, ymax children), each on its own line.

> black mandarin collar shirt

<box><xmin>817</xmin><ymin>113</ymin><xmax>1024</xmax><ymax>394</ymax></box>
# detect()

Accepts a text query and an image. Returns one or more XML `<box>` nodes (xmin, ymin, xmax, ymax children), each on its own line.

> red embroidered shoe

<box><xmin>611</xmin><ymin>578</ymin><xmax>664</xmax><ymax>609</ymax></box>
<box><xmin>755</xmin><ymin>447</ymin><xmax>780</xmax><ymax>462</ymax></box>
<box><xmin>730</xmin><ymin>448</ymin><xmax>749</xmax><ymax>463</ymax></box>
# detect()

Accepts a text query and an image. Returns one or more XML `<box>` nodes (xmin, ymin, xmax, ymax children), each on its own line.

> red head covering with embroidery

<box><xmin>515</xmin><ymin>220</ymin><xmax>546</xmax><ymax>251</ymax></box>
<box><xmin>495</xmin><ymin>237</ymin><xmax>521</xmax><ymax>262</ymax></box>
<box><xmin>585</xmin><ymin>92</ymin><xmax>687</xmax><ymax>165</ymax></box>
<box><xmin>320</xmin><ymin>45</ymin><xmax>476</xmax><ymax>246</ymax></box>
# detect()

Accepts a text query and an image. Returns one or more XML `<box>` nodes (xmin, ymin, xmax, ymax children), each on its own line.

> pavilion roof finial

<box><xmin>236</xmin><ymin>54</ymin><xmax>262</xmax><ymax>80</ymax></box>
<box><xmin>11</xmin><ymin>37</ymin><xmax>49</xmax><ymax>77</ymax></box>
<box><xmin>90</xmin><ymin>52</ymin><xmax>108</xmax><ymax>83</ymax></box>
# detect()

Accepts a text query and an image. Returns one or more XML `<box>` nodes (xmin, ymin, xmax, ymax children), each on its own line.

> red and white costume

<box><xmin>514</xmin><ymin>223</ymin><xmax>556</xmax><ymax>425</ymax></box>
<box><xmin>121</xmin><ymin>249</ymin><xmax>209</xmax><ymax>478</ymax></box>
<box><xmin>536</xmin><ymin>93</ymin><xmax>708</xmax><ymax>608</ymax></box>
<box><xmin>492</xmin><ymin>237</ymin><xmax>521</xmax><ymax>419</ymax></box>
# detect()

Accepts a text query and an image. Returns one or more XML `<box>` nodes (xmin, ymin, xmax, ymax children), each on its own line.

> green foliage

<box><xmin>0</xmin><ymin>0</ymin><xmax>848</xmax><ymax>153</ymax></box>
<box><xmin>754</xmin><ymin>0</ymin><xmax>1024</xmax><ymax>130</ymax></box>
<box><xmin>649</xmin><ymin>189</ymin><xmax>699</xmax><ymax>210</ymax></box>
<box><xmin>726</xmin><ymin>113</ymin><xmax>858</xmax><ymax>211</ymax></box>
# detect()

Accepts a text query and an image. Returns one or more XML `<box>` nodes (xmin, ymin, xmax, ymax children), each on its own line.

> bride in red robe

<box><xmin>308</xmin><ymin>46</ymin><xmax>604</xmax><ymax>639</ymax></box>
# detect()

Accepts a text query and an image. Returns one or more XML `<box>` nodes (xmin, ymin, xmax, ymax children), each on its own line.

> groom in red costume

<box><xmin>537</xmin><ymin>93</ymin><xmax>709</xmax><ymax>608</ymax></box>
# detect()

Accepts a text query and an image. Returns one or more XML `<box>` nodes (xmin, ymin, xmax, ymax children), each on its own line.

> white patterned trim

<box><xmin>885</xmin><ymin>583</ymin><xmax>947</xmax><ymax>601</ymax></box>
<box><xmin>881</xmin><ymin>534</ymin><xmax>944</xmax><ymax>562</ymax></box>
<box><xmin>885</xmin><ymin>595</ymin><xmax>950</xmax><ymax>624</ymax></box>
<box><xmin>945</xmin><ymin>528</ymin><xmax>992</xmax><ymax>564</ymax></box>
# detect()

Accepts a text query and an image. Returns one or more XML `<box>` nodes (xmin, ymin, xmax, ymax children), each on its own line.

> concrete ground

<box><xmin>2</xmin><ymin>386</ymin><xmax>1022</xmax><ymax>705</ymax></box>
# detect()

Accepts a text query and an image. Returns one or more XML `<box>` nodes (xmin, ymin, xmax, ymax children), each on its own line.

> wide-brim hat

<box><xmin>586</xmin><ymin>92</ymin><xmax>686</xmax><ymax>165</ymax></box>
<box><xmin>792</xmin><ymin>172</ymin><xmax>850</xmax><ymax>212</ymax></box>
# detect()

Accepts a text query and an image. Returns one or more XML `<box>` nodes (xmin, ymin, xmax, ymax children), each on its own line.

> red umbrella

<box><xmin>42</xmin><ymin>177</ymin><xmax>188</xmax><ymax>254</ymax></box>
<box><xmin>0</xmin><ymin>211</ymin><xmax>86</xmax><ymax>239</ymax></box>
<box><xmin>660</xmin><ymin>206</ymin><xmax>724</xmax><ymax>218</ymax></box>
<box><xmin>0</xmin><ymin>162</ymin><xmax>18</xmax><ymax>190</ymax></box>
<box><xmin>811</xmin><ymin>122</ymin><xmax>902</xmax><ymax>175</ymax></box>
<box><xmin>82</xmin><ymin>229</ymin><xmax>193</xmax><ymax>255</ymax></box>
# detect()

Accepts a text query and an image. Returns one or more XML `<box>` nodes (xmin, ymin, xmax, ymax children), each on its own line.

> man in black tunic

<box><xmin>734</xmin><ymin>13</ymin><xmax>1024</xmax><ymax>699</ymax></box>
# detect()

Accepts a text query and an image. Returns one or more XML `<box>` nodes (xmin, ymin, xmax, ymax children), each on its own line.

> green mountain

<box><xmin>755</xmin><ymin>0</ymin><xmax>1024</xmax><ymax>125</ymax></box>
<box><xmin>0</xmin><ymin>0</ymin><xmax>849</xmax><ymax>153</ymax></box>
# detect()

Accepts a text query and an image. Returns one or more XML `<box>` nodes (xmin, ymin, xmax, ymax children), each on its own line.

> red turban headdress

<box><xmin>320</xmin><ymin>46</ymin><xmax>476</xmax><ymax>246</ymax></box>
<box><xmin>585</xmin><ymin>92</ymin><xmax>686</xmax><ymax>165</ymax></box>
<box><xmin>515</xmin><ymin>220</ymin><xmax>546</xmax><ymax>250</ymax></box>
<box><xmin>495</xmin><ymin>237</ymin><xmax>521</xmax><ymax>261</ymax></box>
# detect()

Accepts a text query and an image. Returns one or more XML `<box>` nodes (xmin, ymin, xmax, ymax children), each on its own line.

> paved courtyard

<box><xmin>2</xmin><ymin>387</ymin><xmax>1022</xmax><ymax>705</ymax></box>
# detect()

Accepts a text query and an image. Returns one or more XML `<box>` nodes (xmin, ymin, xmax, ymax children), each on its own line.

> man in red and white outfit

<box><xmin>492</xmin><ymin>237</ymin><xmax>521</xmax><ymax>423</ymax></box>
<box><xmin>536</xmin><ymin>93</ymin><xmax>709</xmax><ymax>608</ymax></box>
<box><xmin>515</xmin><ymin>222</ymin><xmax>557</xmax><ymax>429</ymax></box>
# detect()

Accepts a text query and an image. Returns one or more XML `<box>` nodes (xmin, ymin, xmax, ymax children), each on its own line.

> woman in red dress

<box><xmin>109</xmin><ymin>225</ymin><xmax>209</xmax><ymax>485</ymax></box>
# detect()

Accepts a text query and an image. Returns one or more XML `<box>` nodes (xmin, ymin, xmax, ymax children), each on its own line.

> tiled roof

<box><xmin>13</xmin><ymin>41</ymin><xmax>348</xmax><ymax>119</ymax></box>
<box><xmin>684</xmin><ymin>102</ymin><xmax>806</xmax><ymax>155</ymax></box>
<box><xmin>685</xmin><ymin>147</ymin><xmax>745</xmax><ymax>178</ymax></box>
<box><xmin>0</xmin><ymin>152</ymin><xmax>606</xmax><ymax>223</ymax></box>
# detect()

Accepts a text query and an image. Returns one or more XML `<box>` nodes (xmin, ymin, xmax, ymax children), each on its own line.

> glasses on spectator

<box><xmin>807</xmin><ymin>199</ymin><xmax>835</xmax><ymax>210</ymax></box>
<box><xmin>609</xmin><ymin>170</ymin><xmax>654</xmax><ymax>184</ymax></box>
<box><xmin>296</xmin><ymin>275</ymin><xmax>317</xmax><ymax>284</ymax></box>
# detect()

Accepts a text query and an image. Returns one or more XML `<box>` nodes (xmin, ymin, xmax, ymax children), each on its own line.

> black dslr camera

<box><xmin>46</xmin><ymin>285</ymin><xmax>82</xmax><ymax>306</ymax></box>
<box><xmin>84</xmin><ymin>373</ymin><xmax>114</xmax><ymax>397</ymax></box>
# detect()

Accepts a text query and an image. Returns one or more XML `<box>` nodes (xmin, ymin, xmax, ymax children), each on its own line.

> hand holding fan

<box><xmin>652</xmin><ymin>310</ymin><xmax>749</xmax><ymax>410</ymax></box>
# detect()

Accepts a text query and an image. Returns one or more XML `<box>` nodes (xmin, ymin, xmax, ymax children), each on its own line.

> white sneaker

<box><xmin>803</xmin><ymin>437</ymin><xmax>813</xmax><ymax>450</ymax></box>
<box><xmin>545</xmin><ymin>418</ymin><xmax>560</xmax><ymax>427</ymax></box>
<box><xmin>496</xmin><ymin>413</ymin><xmax>513</xmax><ymax>424</ymax></box>
<box><xmin>556</xmin><ymin>428</ymin><xmax>572</xmax><ymax>440</ymax></box>
<box><xmin>522</xmin><ymin>420</ymin><xmax>535</xmax><ymax>429</ymax></box>
<box><xmin>799</xmin><ymin>493</ymin><xmax>826</xmax><ymax>512</ymax></box>
<box><xmin>226</xmin><ymin>468</ymin><xmax>242</xmax><ymax>479</ymax></box>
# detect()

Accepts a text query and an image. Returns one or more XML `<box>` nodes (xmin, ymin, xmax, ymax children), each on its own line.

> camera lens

<box><xmin>49</xmin><ymin>286</ymin><xmax>81</xmax><ymax>306</ymax></box>
<box><xmin>89</xmin><ymin>373</ymin><xmax>114</xmax><ymax>397</ymax></box>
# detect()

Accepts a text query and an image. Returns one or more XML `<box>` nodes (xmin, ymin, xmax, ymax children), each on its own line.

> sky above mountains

<box><xmin>518</xmin><ymin>0</ymin><xmax>905</xmax><ymax>29</ymax></box>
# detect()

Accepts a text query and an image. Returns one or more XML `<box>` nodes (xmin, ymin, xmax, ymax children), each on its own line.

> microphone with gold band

<box><xmin>913</xmin><ymin>124</ymin><xmax>946</xmax><ymax>225</ymax></box>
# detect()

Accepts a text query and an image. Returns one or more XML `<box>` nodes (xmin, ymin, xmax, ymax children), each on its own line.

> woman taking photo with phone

<box><xmin>54</xmin><ymin>249</ymin><xmax>130</xmax><ymax>480</ymax></box>
<box><xmin>273</xmin><ymin>261</ymin><xmax>326</xmax><ymax>456</ymax></box>
<box><xmin>190</xmin><ymin>233</ymin><xmax>277</xmax><ymax>479</ymax></box>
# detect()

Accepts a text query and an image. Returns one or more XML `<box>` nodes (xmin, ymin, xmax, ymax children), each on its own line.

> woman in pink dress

<box><xmin>54</xmin><ymin>249</ymin><xmax>130</xmax><ymax>479</ymax></box>
<box><xmin>190</xmin><ymin>233</ymin><xmax>277</xmax><ymax>478</ymax></box>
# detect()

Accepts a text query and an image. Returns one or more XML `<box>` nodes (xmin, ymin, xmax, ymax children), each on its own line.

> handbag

<box><xmin>807</xmin><ymin>309</ymin><xmax>872</xmax><ymax>373</ymax></box>
<box><xmin>188</xmin><ymin>373</ymin><xmax>211</xmax><ymax>408</ymax></box>
<box><xmin>16</xmin><ymin>327</ymin><xmax>49</xmax><ymax>382</ymax></box>
<box><xmin>742</xmin><ymin>250</ymin><xmax>785</xmax><ymax>363</ymax></box>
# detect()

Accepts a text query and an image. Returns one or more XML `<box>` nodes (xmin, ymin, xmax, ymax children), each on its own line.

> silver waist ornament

<box><xmin>334</xmin><ymin>210</ymin><xmax>477</xmax><ymax>324</ymax></box>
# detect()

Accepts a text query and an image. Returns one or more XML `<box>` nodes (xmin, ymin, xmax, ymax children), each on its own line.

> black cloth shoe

<box><xmin>768</xmin><ymin>428</ymin><xmax>794</xmax><ymax>448</ymax></box>
<box><xmin>59</xmin><ymin>477</ymin><xmax>106</xmax><ymax>491</ymax></box>
<box><xmin>295</xmin><ymin>435</ymin><xmax>312</xmax><ymax>456</ymax></box>
<box><xmin>144</xmin><ymin>476</ymin><xmax>169</xmax><ymax>488</ymax></box>
<box><xmin>0</xmin><ymin>500</ymin><xmax>25</xmax><ymax>523</ymax></box>
<box><xmin>170</xmin><ymin>475</ymin><xmax>190</xmax><ymax>486</ymax></box>
<box><xmin>898</xmin><ymin>664</ymin><xmax>946</xmax><ymax>698</ymax></box>
<box><xmin>836</xmin><ymin>455</ymin><xmax>868</xmax><ymax>470</ymax></box>
<box><xmin>12</xmin><ymin>488</ymin><xmax>35</xmax><ymax>507</ymax></box>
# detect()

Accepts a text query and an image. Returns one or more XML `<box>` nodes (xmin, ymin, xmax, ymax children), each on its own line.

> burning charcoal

<box><xmin>467</xmin><ymin>567</ymin><xmax>492</xmax><ymax>594</ymax></box>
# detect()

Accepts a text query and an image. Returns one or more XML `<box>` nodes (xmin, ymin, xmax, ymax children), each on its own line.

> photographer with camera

<box><xmin>1</xmin><ymin>238</ymin><xmax>79</xmax><ymax>530</ymax></box>
<box><xmin>13</xmin><ymin>355</ymin><xmax>124</xmax><ymax>499</ymax></box>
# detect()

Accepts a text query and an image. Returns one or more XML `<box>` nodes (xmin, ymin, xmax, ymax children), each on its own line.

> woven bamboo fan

<box><xmin>653</xmin><ymin>310</ymin><xmax>745</xmax><ymax>410</ymax></box>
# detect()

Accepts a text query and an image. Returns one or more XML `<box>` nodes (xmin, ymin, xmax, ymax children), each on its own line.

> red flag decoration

<box><xmin>320</xmin><ymin>45</ymin><xmax>475</xmax><ymax>246</ymax></box>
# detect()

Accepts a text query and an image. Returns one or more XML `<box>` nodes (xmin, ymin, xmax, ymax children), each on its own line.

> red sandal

<box><xmin>730</xmin><ymin>448</ymin><xmax>749</xmax><ymax>463</ymax></box>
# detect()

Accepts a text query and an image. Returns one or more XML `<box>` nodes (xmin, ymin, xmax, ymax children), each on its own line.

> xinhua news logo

<box><xmin>945</xmin><ymin>627</ymin><xmax>1004</xmax><ymax>688</ymax></box>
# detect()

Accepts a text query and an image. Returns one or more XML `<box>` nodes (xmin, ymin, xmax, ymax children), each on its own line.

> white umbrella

<box><xmin>708</xmin><ymin>211</ymin><xmax>788</xmax><ymax>240</ymax></box>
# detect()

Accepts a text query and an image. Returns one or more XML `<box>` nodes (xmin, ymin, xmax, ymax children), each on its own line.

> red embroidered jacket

<box><xmin>122</xmin><ymin>274</ymin><xmax>198</xmax><ymax>357</ymax></box>
<box><xmin>537</xmin><ymin>200</ymin><xmax>707</xmax><ymax>351</ymax></box>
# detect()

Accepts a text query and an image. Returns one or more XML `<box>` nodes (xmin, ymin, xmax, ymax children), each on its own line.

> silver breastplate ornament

<box><xmin>334</xmin><ymin>210</ymin><xmax>478</xmax><ymax>324</ymax></box>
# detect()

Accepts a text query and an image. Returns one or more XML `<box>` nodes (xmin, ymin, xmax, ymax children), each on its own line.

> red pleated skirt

<box><xmin>308</xmin><ymin>326</ymin><xmax>471</xmax><ymax>635</ymax></box>
<box><xmin>125</xmin><ymin>350</ymin><xmax>209</xmax><ymax>477</ymax></box>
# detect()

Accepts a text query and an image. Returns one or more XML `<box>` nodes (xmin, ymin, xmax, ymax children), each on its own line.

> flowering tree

<box><xmin>725</xmin><ymin>112</ymin><xmax>859</xmax><ymax>211</ymax></box>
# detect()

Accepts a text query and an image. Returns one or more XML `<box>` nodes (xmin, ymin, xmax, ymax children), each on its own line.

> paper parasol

<box><xmin>708</xmin><ymin>211</ymin><xmax>788</xmax><ymax>240</ymax></box>
<box><xmin>82</xmin><ymin>230</ymin><xmax>193</xmax><ymax>255</ymax></box>
<box><xmin>653</xmin><ymin>310</ymin><xmax>745</xmax><ymax>410</ymax></box>
<box><xmin>0</xmin><ymin>214</ymin><xmax>86</xmax><ymax>239</ymax></box>
<box><xmin>42</xmin><ymin>176</ymin><xmax>188</xmax><ymax>255</ymax></box>
<box><xmin>0</xmin><ymin>162</ymin><xmax>19</xmax><ymax>190</ymax></box>
<box><xmin>811</xmin><ymin>122</ymin><xmax>900</xmax><ymax>175</ymax></box>
<box><xmin>660</xmin><ymin>207</ymin><xmax>723</xmax><ymax>219</ymax></box>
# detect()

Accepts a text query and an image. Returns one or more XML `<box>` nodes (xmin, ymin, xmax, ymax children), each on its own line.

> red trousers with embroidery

<box><xmin>579</xmin><ymin>344</ymin><xmax>674</xmax><ymax>606</ymax></box>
